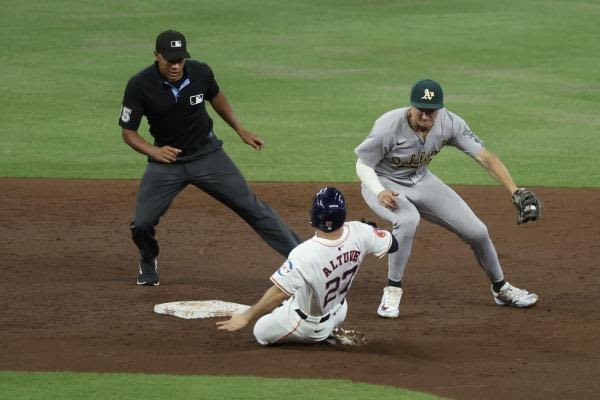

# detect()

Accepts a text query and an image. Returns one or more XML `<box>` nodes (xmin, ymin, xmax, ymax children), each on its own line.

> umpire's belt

<box><xmin>295</xmin><ymin>309</ymin><xmax>330</xmax><ymax>323</ymax></box>
<box><xmin>178</xmin><ymin>132</ymin><xmax>215</xmax><ymax>156</ymax></box>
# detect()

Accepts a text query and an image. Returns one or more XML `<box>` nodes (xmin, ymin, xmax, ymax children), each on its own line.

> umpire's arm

<box><xmin>209</xmin><ymin>91</ymin><xmax>264</xmax><ymax>150</ymax></box>
<box><xmin>122</xmin><ymin>128</ymin><xmax>181</xmax><ymax>163</ymax></box>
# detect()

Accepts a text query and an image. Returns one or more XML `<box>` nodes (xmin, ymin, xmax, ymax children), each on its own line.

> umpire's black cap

<box><xmin>156</xmin><ymin>30</ymin><xmax>191</xmax><ymax>61</ymax></box>
<box><xmin>410</xmin><ymin>79</ymin><xmax>444</xmax><ymax>110</ymax></box>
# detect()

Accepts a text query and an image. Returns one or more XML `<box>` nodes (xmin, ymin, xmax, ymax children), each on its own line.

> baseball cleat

<box><xmin>137</xmin><ymin>258</ymin><xmax>159</xmax><ymax>286</ymax></box>
<box><xmin>377</xmin><ymin>286</ymin><xmax>403</xmax><ymax>318</ymax></box>
<box><xmin>326</xmin><ymin>327</ymin><xmax>367</xmax><ymax>347</ymax></box>
<box><xmin>491</xmin><ymin>282</ymin><xmax>538</xmax><ymax>308</ymax></box>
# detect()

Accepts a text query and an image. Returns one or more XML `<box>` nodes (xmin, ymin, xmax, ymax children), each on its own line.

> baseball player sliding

<box><xmin>217</xmin><ymin>187</ymin><xmax>399</xmax><ymax>346</ymax></box>
<box><xmin>355</xmin><ymin>79</ymin><xmax>541</xmax><ymax>318</ymax></box>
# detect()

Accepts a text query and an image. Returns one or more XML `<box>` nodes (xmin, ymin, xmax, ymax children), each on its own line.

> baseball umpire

<box><xmin>217</xmin><ymin>187</ymin><xmax>399</xmax><ymax>346</ymax></box>
<box><xmin>355</xmin><ymin>79</ymin><xmax>541</xmax><ymax>318</ymax></box>
<box><xmin>119</xmin><ymin>30</ymin><xmax>300</xmax><ymax>286</ymax></box>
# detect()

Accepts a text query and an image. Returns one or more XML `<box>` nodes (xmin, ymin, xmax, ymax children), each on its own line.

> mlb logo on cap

<box><xmin>156</xmin><ymin>30</ymin><xmax>191</xmax><ymax>61</ymax></box>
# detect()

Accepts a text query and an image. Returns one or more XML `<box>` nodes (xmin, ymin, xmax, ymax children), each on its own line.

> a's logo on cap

<box><xmin>421</xmin><ymin>89</ymin><xmax>435</xmax><ymax>100</ymax></box>
<box><xmin>170</xmin><ymin>40</ymin><xmax>182</xmax><ymax>48</ymax></box>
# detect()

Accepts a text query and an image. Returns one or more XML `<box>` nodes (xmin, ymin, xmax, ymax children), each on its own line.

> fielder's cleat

<box><xmin>137</xmin><ymin>258</ymin><xmax>159</xmax><ymax>286</ymax></box>
<box><xmin>326</xmin><ymin>327</ymin><xmax>367</xmax><ymax>347</ymax></box>
<box><xmin>491</xmin><ymin>282</ymin><xmax>538</xmax><ymax>308</ymax></box>
<box><xmin>377</xmin><ymin>286</ymin><xmax>403</xmax><ymax>318</ymax></box>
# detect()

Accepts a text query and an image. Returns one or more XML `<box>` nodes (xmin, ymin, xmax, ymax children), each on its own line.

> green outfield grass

<box><xmin>0</xmin><ymin>372</ymin><xmax>444</xmax><ymax>400</ymax></box>
<box><xmin>0</xmin><ymin>0</ymin><xmax>598</xmax><ymax>186</ymax></box>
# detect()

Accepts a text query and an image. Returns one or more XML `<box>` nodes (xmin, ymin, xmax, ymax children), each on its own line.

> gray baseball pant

<box><xmin>361</xmin><ymin>170</ymin><xmax>504</xmax><ymax>284</ymax></box>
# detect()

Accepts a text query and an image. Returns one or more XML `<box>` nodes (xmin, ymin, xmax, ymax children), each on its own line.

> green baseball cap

<box><xmin>410</xmin><ymin>79</ymin><xmax>444</xmax><ymax>110</ymax></box>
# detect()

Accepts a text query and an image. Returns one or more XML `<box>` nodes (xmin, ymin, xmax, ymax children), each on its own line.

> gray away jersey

<box><xmin>355</xmin><ymin>107</ymin><xmax>484</xmax><ymax>185</ymax></box>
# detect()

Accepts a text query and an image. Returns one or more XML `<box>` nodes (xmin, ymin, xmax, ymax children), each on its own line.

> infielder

<box><xmin>119</xmin><ymin>30</ymin><xmax>300</xmax><ymax>286</ymax></box>
<box><xmin>355</xmin><ymin>79</ymin><xmax>541</xmax><ymax>318</ymax></box>
<box><xmin>217</xmin><ymin>187</ymin><xmax>399</xmax><ymax>345</ymax></box>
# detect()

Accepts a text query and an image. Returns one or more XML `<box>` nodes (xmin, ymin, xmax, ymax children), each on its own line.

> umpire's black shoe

<box><xmin>137</xmin><ymin>258</ymin><xmax>159</xmax><ymax>286</ymax></box>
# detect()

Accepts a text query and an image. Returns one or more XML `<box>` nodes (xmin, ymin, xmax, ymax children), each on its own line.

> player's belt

<box><xmin>295</xmin><ymin>309</ymin><xmax>330</xmax><ymax>323</ymax></box>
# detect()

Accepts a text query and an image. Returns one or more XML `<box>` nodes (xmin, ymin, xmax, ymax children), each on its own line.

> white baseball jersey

<box><xmin>355</xmin><ymin>107</ymin><xmax>484</xmax><ymax>185</ymax></box>
<box><xmin>270</xmin><ymin>221</ymin><xmax>393</xmax><ymax>317</ymax></box>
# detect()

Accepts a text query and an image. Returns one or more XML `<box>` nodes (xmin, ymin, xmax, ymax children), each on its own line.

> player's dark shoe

<box><xmin>326</xmin><ymin>327</ymin><xmax>367</xmax><ymax>347</ymax></box>
<box><xmin>137</xmin><ymin>258</ymin><xmax>159</xmax><ymax>286</ymax></box>
<box><xmin>491</xmin><ymin>282</ymin><xmax>538</xmax><ymax>308</ymax></box>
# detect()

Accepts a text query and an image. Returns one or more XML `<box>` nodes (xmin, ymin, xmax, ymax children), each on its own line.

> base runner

<box><xmin>217</xmin><ymin>187</ymin><xmax>398</xmax><ymax>346</ymax></box>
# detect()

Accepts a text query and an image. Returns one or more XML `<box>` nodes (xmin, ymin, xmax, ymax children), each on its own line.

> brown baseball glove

<box><xmin>512</xmin><ymin>188</ymin><xmax>541</xmax><ymax>225</ymax></box>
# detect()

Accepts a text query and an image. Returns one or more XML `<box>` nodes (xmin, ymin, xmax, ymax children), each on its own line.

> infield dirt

<box><xmin>1</xmin><ymin>178</ymin><xmax>599</xmax><ymax>399</ymax></box>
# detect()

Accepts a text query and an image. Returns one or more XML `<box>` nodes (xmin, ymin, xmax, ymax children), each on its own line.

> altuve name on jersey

<box><xmin>322</xmin><ymin>250</ymin><xmax>361</xmax><ymax>277</ymax></box>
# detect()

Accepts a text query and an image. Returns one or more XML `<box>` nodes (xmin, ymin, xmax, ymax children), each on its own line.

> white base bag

<box><xmin>154</xmin><ymin>300</ymin><xmax>250</xmax><ymax>319</ymax></box>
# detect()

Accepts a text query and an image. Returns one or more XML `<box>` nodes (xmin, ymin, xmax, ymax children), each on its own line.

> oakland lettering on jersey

<box><xmin>391</xmin><ymin>140</ymin><xmax>448</xmax><ymax>169</ymax></box>
<box><xmin>322</xmin><ymin>250</ymin><xmax>361</xmax><ymax>277</ymax></box>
